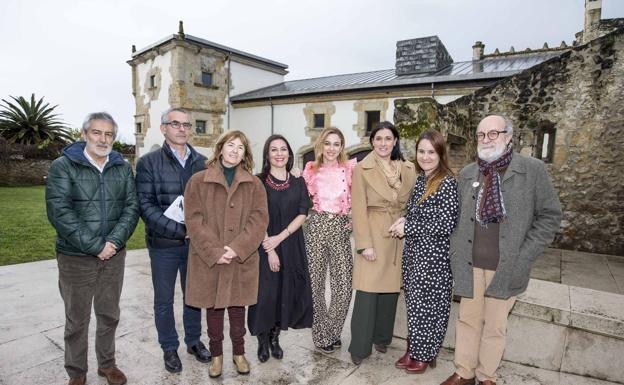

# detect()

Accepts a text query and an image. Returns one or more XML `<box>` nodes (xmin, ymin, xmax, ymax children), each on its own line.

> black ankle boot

<box><xmin>269</xmin><ymin>327</ymin><xmax>283</xmax><ymax>359</ymax></box>
<box><xmin>257</xmin><ymin>333</ymin><xmax>270</xmax><ymax>362</ymax></box>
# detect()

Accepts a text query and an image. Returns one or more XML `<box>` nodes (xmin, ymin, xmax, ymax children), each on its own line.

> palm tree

<box><xmin>0</xmin><ymin>94</ymin><xmax>72</xmax><ymax>145</ymax></box>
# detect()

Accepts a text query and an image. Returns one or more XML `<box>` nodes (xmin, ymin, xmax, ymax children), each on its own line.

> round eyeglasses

<box><xmin>476</xmin><ymin>130</ymin><xmax>507</xmax><ymax>141</ymax></box>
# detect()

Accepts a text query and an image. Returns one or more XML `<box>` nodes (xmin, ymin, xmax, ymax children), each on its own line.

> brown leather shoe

<box><xmin>478</xmin><ymin>381</ymin><xmax>496</xmax><ymax>385</ymax></box>
<box><xmin>441</xmin><ymin>372</ymin><xmax>475</xmax><ymax>385</ymax></box>
<box><xmin>97</xmin><ymin>366</ymin><xmax>127</xmax><ymax>385</ymax></box>
<box><xmin>68</xmin><ymin>375</ymin><xmax>86</xmax><ymax>385</ymax></box>
<box><xmin>405</xmin><ymin>357</ymin><xmax>436</xmax><ymax>374</ymax></box>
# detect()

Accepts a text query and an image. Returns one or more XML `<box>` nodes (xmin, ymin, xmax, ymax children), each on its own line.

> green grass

<box><xmin>0</xmin><ymin>186</ymin><xmax>146</xmax><ymax>266</ymax></box>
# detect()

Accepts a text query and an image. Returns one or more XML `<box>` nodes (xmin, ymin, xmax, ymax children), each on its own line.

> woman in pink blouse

<box><xmin>302</xmin><ymin>127</ymin><xmax>357</xmax><ymax>353</ymax></box>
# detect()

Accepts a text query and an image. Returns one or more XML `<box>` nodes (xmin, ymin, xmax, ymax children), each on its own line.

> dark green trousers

<box><xmin>348</xmin><ymin>290</ymin><xmax>399</xmax><ymax>359</ymax></box>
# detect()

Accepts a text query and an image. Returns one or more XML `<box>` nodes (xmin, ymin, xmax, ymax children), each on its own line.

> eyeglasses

<box><xmin>476</xmin><ymin>130</ymin><xmax>507</xmax><ymax>141</ymax></box>
<box><xmin>164</xmin><ymin>121</ymin><xmax>192</xmax><ymax>130</ymax></box>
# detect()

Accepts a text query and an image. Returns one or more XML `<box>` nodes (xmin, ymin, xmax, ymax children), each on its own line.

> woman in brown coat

<box><xmin>349</xmin><ymin>121</ymin><xmax>416</xmax><ymax>365</ymax></box>
<box><xmin>184</xmin><ymin>130</ymin><xmax>269</xmax><ymax>378</ymax></box>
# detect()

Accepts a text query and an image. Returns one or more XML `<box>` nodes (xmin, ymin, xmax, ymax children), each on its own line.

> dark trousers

<box><xmin>206</xmin><ymin>306</ymin><xmax>246</xmax><ymax>356</ymax></box>
<box><xmin>148</xmin><ymin>244</ymin><xmax>201</xmax><ymax>351</ymax></box>
<box><xmin>348</xmin><ymin>290</ymin><xmax>399</xmax><ymax>359</ymax></box>
<box><xmin>57</xmin><ymin>250</ymin><xmax>125</xmax><ymax>378</ymax></box>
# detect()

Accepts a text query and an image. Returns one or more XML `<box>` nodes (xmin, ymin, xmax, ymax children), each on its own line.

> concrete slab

<box><xmin>569</xmin><ymin>286</ymin><xmax>624</xmax><ymax>339</ymax></box>
<box><xmin>2</xmin><ymin>249</ymin><xmax>624</xmax><ymax>385</ymax></box>
<box><xmin>607</xmin><ymin>255</ymin><xmax>624</xmax><ymax>294</ymax></box>
<box><xmin>531</xmin><ymin>248</ymin><xmax>562</xmax><ymax>283</ymax></box>
<box><xmin>561</xmin><ymin>250</ymin><xmax>620</xmax><ymax>294</ymax></box>
<box><xmin>504</xmin><ymin>315</ymin><xmax>567</xmax><ymax>371</ymax></box>
<box><xmin>561</xmin><ymin>328</ymin><xmax>624</xmax><ymax>384</ymax></box>
<box><xmin>515</xmin><ymin>279</ymin><xmax>571</xmax><ymax>325</ymax></box>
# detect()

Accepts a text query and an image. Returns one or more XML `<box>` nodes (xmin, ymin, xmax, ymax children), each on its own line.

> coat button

<box><xmin>468</xmin><ymin>239</ymin><xmax>472</xmax><ymax>243</ymax></box>
<box><xmin>230</xmin><ymin>203</ymin><xmax>234</xmax><ymax>208</ymax></box>
<box><xmin>229</xmin><ymin>227</ymin><xmax>233</xmax><ymax>231</ymax></box>
<box><xmin>470</xmin><ymin>217</ymin><xmax>474</xmax><ymax>222</ymax></box>
<box><xmin>468</xmin><ymin>261</ymin><xmax>473</xmax><ymax>266</ymax></box>
<box><xmin>472</xmin><ymin>195</ymin><xmax>476</xmax><ymax>200</ymax></box>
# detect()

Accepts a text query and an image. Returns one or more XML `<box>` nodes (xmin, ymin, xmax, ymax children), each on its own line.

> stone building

<box><xmin>129</xmin><ymin>1</ymin><xmax>622</xmax><ymax>254</ymax></box>
<box><xmin>127</xmin><ymin>22</ymin><xmax>288</xmax><ymax>157</ymax></box>
<box><xmin>393</xmin><ymin>4</ymin><xmax>624</xmax><ymax>255</ymax></box>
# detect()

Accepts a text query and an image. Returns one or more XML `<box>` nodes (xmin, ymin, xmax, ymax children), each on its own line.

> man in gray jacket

<box><xmin>441</xmin><ymin>115</ymin><xmax>562</xmax><ymax>385</ymax></box>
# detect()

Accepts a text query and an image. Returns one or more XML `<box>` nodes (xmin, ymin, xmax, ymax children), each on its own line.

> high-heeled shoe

<box><xmin>405</xmin><ymin>357</ymin><xmax>436</xmax><ymax>374</ymax></box>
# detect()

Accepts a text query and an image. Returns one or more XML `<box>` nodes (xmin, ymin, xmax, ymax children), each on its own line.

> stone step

<box><xmin>394</xmin><ymin>278</ymin><xmax>624</xmax><ymax>384</ymax></box>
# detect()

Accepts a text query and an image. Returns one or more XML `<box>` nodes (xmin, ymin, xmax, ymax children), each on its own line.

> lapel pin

<box><xmin>472</xmin><ymin>182</ymin><xmax>480</xmax><ymax>188</ymax></box>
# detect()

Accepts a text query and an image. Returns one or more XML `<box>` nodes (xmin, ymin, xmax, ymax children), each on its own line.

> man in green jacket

<box><xmin>46</xmin><ymin>112</ymin><xmax>139</xmax><ymax>385</ymax></box>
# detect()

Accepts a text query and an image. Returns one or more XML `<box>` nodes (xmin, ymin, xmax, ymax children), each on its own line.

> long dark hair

<box><xmin>415</xmin><ymin>129</ymin><xmax>454</xmax><ymax>204</ymax></box>
<box><xmin>369</xmin><ymin>121</ymin><xmax>405</xmax><ymax>161</ymax></box>
<box><xmin>259</xmin><ymin>134</ymin><xmax>294</xmax><ymax>180</ymax></box>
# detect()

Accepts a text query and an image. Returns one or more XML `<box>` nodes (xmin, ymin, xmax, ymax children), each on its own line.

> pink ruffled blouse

<box><xmin>302</xmin><ymin>158</ymin><xmax>357</xmax><ymax>215</ymax></box>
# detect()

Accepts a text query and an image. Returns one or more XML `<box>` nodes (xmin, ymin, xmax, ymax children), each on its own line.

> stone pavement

<box><xmin>1</xmin><ymin>249</ymin><xmax>622</xmax><ymax>385</ymax></box>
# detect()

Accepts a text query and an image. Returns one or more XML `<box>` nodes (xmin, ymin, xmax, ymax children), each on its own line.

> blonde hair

<box><xmin>207</xmin><ymin>130</ymin><xmax>254</xmax><ymax>173</ymax></box>
<box><xmin>310</xmin><ymin>127</ymin><xmax>348</xmax><ymax>172</ymax></box>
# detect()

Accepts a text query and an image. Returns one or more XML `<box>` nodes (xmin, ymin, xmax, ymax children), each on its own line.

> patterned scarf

<box><xmin>374</xmin><ymin>153</ymin><xmax>402</xmax><ymax>200</ymax></box>
<box><xmin>476</xmin><ymin>145</ymin><xmax>513</xmax><ymax>226</ymax></box>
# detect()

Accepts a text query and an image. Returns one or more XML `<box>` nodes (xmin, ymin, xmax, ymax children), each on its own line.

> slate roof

<box><xmin>231</xmin><ymin>51</ymin><xmax>563</xmax><ymax>102</ymax></box>
<box><xmin>132</xmin><ymin>34</ymin><xmax>288</xmax><ymax>71</ymax></box>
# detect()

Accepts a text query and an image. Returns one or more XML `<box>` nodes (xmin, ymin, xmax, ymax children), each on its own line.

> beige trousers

<box><xmin>454</xmin><ymin>268</ymin><xmax>516</xmax><ymax>382</ymax></box>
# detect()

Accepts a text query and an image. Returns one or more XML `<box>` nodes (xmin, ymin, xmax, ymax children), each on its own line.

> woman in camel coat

<box><xmin>349</xmin><ymin>121</ymin><xmax>416</xmax><ymax>365</ymax></box>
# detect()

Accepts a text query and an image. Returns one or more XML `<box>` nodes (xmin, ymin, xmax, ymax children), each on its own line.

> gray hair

<box><xmin>489</xmin><ymin>113</ymin><xmax>514</xmax><ymax>136</ymax></box>
<box><xmin>82</xmin><ymin>112</ymin><xmax>118</xmax><ymax>138</ymax></box>
<box><xmin>161</xmin><ymin>107</ymin><xmax>189</xmax><ymax>124</ymax></box>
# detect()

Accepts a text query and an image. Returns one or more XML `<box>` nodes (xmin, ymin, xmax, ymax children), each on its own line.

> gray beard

<box><xmin>478</xmin><ymin>148</ymin><xmax>504</xmax><ymax>163</ymax></box>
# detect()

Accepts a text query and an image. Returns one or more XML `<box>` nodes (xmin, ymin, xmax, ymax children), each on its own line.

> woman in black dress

<box><xmin>247</xmin><ymin>134</ymin><xmax>313</xmax><ymax>362</ymax></box>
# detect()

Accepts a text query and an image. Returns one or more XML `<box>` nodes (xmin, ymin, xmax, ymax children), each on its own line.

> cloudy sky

<box><xmin>2</xmin><ymin>0</ymin><xmax>623</xmax><ymax>143</ymax></box>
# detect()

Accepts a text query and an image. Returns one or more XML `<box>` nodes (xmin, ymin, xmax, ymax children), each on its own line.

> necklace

<box><xmin>265</xmin><ymin>173</ymin><xmax>290</xmax><ymax>191</ymax></box>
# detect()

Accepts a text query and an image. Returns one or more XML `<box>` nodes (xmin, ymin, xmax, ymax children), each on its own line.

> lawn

<box><xmin>0</xmin><ymin>186</ymin><xmax>146</xmax><ymax>266</ymax></box>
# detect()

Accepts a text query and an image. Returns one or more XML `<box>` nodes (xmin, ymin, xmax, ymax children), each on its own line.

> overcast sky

<box><xmin>2</xmin><ymin>0</ymin><xmax>623</xmax><ymax>143</ymax></box>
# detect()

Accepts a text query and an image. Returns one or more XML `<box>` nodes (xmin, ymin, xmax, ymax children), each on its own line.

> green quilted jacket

<box><xmin>45</xmin><ymin>142</ymin><xmax>140</xmax><ymax>257</ymax></box>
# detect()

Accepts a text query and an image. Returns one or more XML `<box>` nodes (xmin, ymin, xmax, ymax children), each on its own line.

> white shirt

<box><xmin>83</xmin><ymin>148</ymin><xmax>109</xmax><ymax>173</ymax></box>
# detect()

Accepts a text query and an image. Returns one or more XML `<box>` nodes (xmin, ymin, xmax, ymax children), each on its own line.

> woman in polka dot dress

<box><xmin>389</xmin><ymin>129</ymin><xmax>459</xmax><ymax>374</ymax></box>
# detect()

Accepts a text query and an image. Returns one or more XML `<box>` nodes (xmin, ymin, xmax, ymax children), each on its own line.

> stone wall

<box><xmin>393</xmin><ymin>27</ymin><xmax>624</xmax><ymax>255</ymax></box>
<box><xmin>0</xmin><ymin>159</ymin><xmax>51</xmax><ymax>186</ymax></box>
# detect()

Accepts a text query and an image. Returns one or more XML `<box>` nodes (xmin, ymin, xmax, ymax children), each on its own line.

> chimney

<box><xmin>583</xmin><ymin>0</ymin><xmax>602</xmax><ymax>43</ymax></box>
<box><xmin>395</xmin><ymin>36</ymin><xmax>453</xmax><ymax>76</ymax></box>
<box><xmin>472</xmin><ymin>41</ymin><xmax>485</xmax><ymax>60</ymax></box>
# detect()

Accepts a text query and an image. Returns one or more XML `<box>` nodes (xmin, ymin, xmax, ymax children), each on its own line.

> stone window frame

<box><xmin>144</xmin><ymin>68</ymin><xmax>162</xmax><ymax>100</ymax></box>
<box><xmin>352</xmin><ymin>99</ymin><xmax>388</xmax><ymax>143</ymax></box>
<box><xmin>195</xmin><ymin>119</ymin><xmax>207</xmax><ymax>135</ymax></box>
<box><xmin>313</xmin><ymin>113</ymin><xmax>325</xmax><ymax>128</ymax></box>
<box><xmin>303</xmin><ymin>102</ymin><xmax>335</xmax><ymax>141</ymax></box>
<box><xmin>534</xmin><ymin>121</ymin><xmax>556</xmax><ymax>163</ymax></box>
<box><xmin>134</xmin><ymin>114</ymin><xmax>149</xmax><ymax>147</ymax></box>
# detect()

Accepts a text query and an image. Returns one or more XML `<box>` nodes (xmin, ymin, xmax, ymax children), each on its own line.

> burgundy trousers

<box><xmin>206</xmin><ymin>306</ymin><xmax>246</xmax><ymax>356</ymax></box>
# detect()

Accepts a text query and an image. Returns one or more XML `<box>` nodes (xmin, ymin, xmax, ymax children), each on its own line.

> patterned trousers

<box><xmin>304</xmin><ymin>212</ymin><xmax>353</xmax><ymax>348</ymax></box>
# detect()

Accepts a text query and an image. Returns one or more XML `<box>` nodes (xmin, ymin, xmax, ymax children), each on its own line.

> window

<box><xmin>313</xmin><ymin>113</ymin><xmax>325</xmax><ymax>128</ymax></box>
<box><xmin>196</xmin><ymin>120</ymin><xmax>206</xmax><ymax>134</ymax></box>
<box><xmin>534</xmin><ymin>122</ymin><xmax>556</xmax><ymax>163</ymax></box>
<box><xmin>365</xmin><ymin>111</ymin><xmax>381</xmax><ymax>135</ymax></box>
<box><xmin>201</xmin><ymin>72</ymin><xmax>213</xmax><ymax>87</ymax></box>
<box><xmin>150</xmin><ymin>75</ymin><xmax>155</xmax><ymax>88</ymax></box>
<box><xmin>135</xmin><ymin>123</ymin><xmax>142</xmax><ymax>134</ymax></box>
